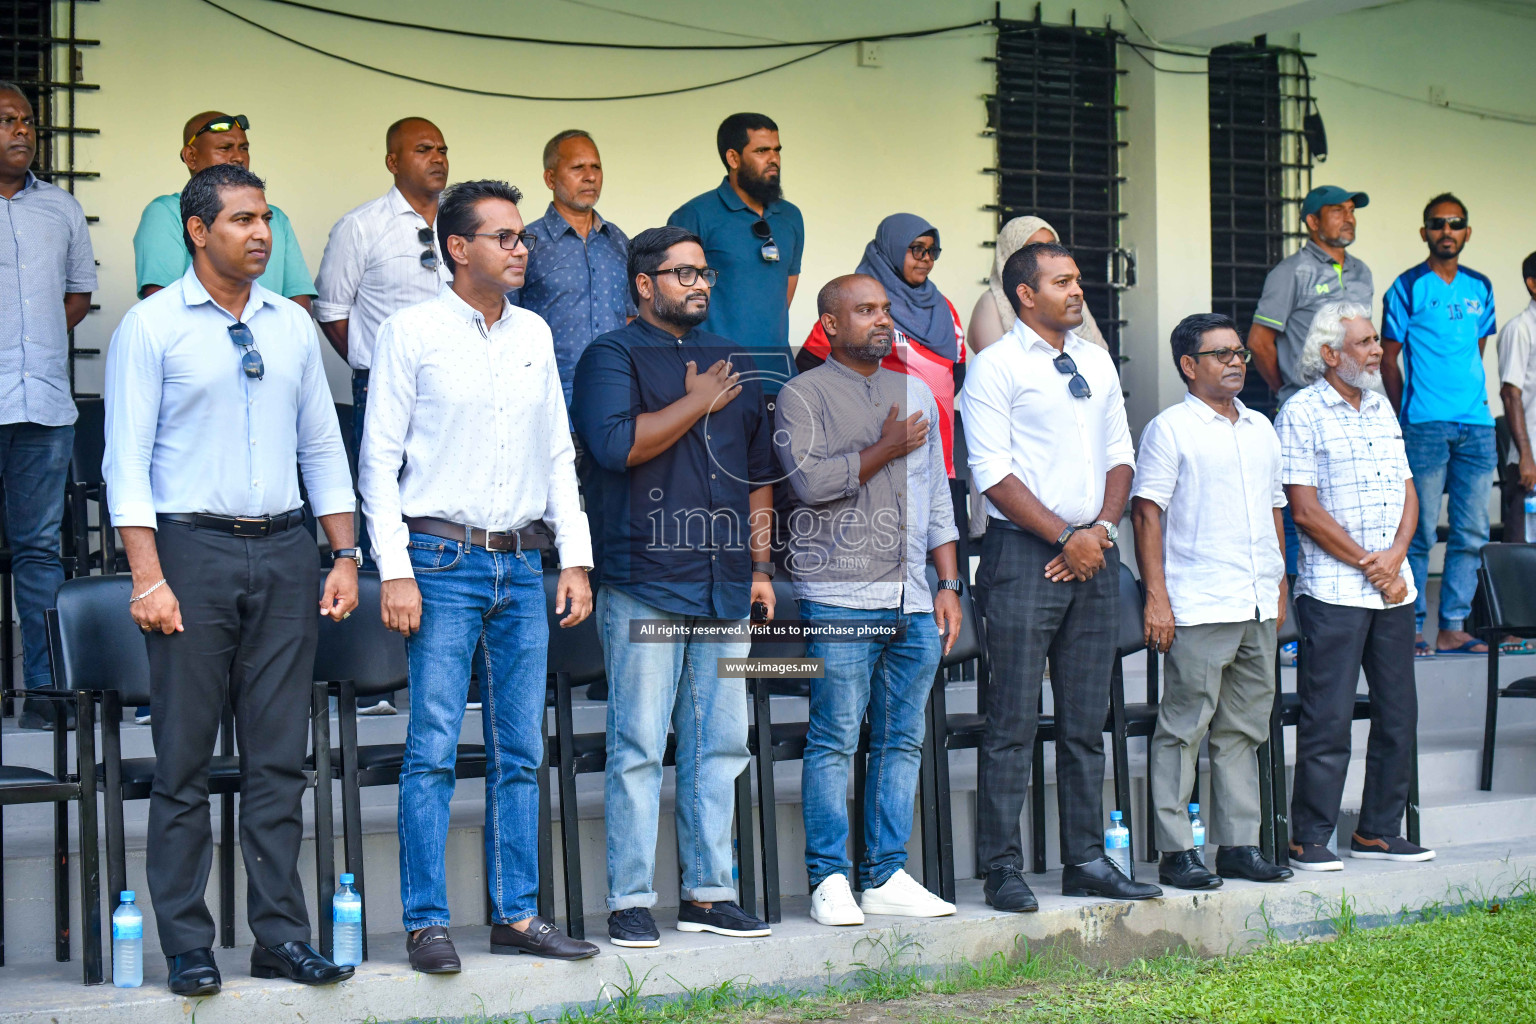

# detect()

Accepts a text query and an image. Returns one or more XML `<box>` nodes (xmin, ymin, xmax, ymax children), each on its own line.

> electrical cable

<box><xmin>1314</xmin><ymin>70</ymin><xmax>1536</xmax><ymax>127</ymax></box>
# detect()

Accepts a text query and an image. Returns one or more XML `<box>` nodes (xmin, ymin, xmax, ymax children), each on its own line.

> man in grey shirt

<box><xmin>774</xmin><ymin>273</ymin><xmax>962</xmax><ymax>927</ymax></box>
<box><xmin>1249</xmin><ymin>185</ymin><xmax>1374</xmax><ymax>408</ymax></box>
<box><xmin>0</xmin><ymin>81</ymin><xmax>96</xmax><ymax>729</ymax></box>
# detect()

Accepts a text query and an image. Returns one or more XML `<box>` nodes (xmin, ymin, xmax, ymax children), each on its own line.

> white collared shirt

<box><xmin>958</xmin><ymin>319</ymin><xmax>1135</xmax><ymax>525</ymax></box>
<box><xmin>1497</xmin><ymin>299</ymin><xmax>1536</xmax><ymax>464</ymax></box>
<box><xmin>313</xmin><ymin>186</ymin><xmax>451</xmax><ymax>370</ymax></box>
<box><xmin>358</xmin><ymin>285</ymin><xmax>591</xmax><ymax>581</ymax></box>
<box><xmin>1133</xmin><ymin>394</ymin><xmax>1286</xmax><ymax>626</ymax></box>
<box><xmin>103</xmin><ymin>267</ymin><xmax>354</xmax><ymax>528</ymax></box>
<box><xmin>1277</xmin><ymin>379</ymin><xmax>1417</xmax><ymax>609</ymax></box>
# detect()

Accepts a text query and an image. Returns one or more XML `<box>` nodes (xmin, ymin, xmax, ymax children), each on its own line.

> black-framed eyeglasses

<box><xmin>1425</xmin><ymin>216</ymin><xmax>1468</xmax><ymax>231</ymax></box>
<box><xmin>649</xmin><ymin>265</ymin><xmax>719</xmax><ymax>287</ymax></box>
<box><xmin>1053</xmin><ymin>351</ymin><xmax>1091</xmax><ymax>399</ymax></box>
<box><xmin>1190</xmin><ymin>346</ymin><xmax>1253</xmax><ymax>365</ymax></box>
<box><xmin>460</xmin><ymin>230</ymin><xmax>536</xmax><ymax>253</ymax></box>
<box><xmin>751</xmin><ymin>219</ymin><xmax>780</xmax><ymax>263</ymax></box>
<box><xmin>227</xmin><ymin>322</ymin><xmax>264</xmax><ymax>380</ymax></box>
<box><xmin>908</xmin><ymin>243</ymin><xmax>941</xmax><ymax>262</ymax></box>
<box><xmin>417</xmin><ymin>226</ymin><xmax>438</xmax><ymax>270</ymax></box>
<box><xmin>187</xmin><ymin>113</ymin><xmax>249</xmax><ymax>146</ymax></box>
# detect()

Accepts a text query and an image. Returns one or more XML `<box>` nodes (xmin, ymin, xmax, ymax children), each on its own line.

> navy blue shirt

<box><xmin>571</xmin><ymin>318</ymin><xmax>776</xmax><ymax>619</ymax></box>
<box><xmin>668</xmin><ymin>177</ymin><xmax>804</xmax><ymax>396</ymax></box>
<box><xmin>509</xmin><ymin>203</ymin><xmax>636</xmax><ymax>405</ymax></box>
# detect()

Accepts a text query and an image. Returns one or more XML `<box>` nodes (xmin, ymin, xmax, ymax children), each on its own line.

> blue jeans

<box><xmin>1403</xmin><ymin>421</ymin><xmax>1496</xmax><ymax>632</ymax></box>
<box><xmin>398</xmin><ymin>535</ymin><xmax>547</xmax><ymax>930</ymax></box>
<box><xmin>0</xmin><ymin>423</ymin><xmax>72</xmax><ymax>701</ymax></box>
<box><xmin>800</xmin><ymin>602</ymin><xmax>940</xmax><ymax>889</ymax></box>
<box><xmin>598</xmin><ymin>585</ymin><xmax>750</xmax><ymax>910</ymax></box>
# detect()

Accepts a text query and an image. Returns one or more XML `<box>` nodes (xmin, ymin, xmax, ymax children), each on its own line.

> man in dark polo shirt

<box><xmin>572</xmin><ymin>225</ymin><xmax>776</xmax><ymax>949</ymax></box>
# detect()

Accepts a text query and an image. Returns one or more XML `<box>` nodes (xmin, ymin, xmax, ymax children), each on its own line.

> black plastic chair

<box><xmin>1106</xmin><ymin>563</ymin><xmax>1160</xmax><ymax>874</ymax></box>
<box><xmin>1</xmin><ymin>657</ymin><xmax>101</xmax><ymax>983</ymax></box>
<box><xmin>1475</xmin><ymin>544</ymin><xmax>1536</xmax><ymax>791</ymax></box>
<box><xmin>61</xmin><ymin>398</ymin><xmax>124</xmax><ymax>580</ymax></box>
<box><xmin>918</xmin><ymin>583</ymin><xmax>984</xmax><ymax>903</ymax></box>
<box><xmin>1258</xmin><ymin>591</ymin><xmax>1301</xmax><ymax>864</ymax></box>
<box><xmin>744</xmin><ymin>579</ymin><xmax>807</xmax><ymax>924</ymax></box>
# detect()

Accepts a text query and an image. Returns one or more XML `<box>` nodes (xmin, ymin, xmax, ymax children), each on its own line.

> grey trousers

<box><xmin>1150</xmin><ymin>618</ymin><xmax>1277</xmax><ymax>851</ymax></box>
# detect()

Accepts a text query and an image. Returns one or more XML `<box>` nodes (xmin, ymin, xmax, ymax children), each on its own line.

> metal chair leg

<box><xmin>537</xmin><ymin>695</ymin><xmax>555</xmax><ymax>923</ymax></box>
<box><xmin>311</xmin><ymin>682</ymin><xmax>335</xmax><ymax>961</ymax></box>
<box><xmin>554</xmin><ymin>673</ymin><xmax>585</xmax><ymax>940</ymax></box>
<box><xmin>52</xmin><ymin>711</ymin><xmax>69</xmax><ymax>962</ymax></box>
<box><xmin>101</xmin><ymin>691</ymin><xmax>127</xmax><ymax>909</ymax></box>
<box><xmin>76</xmin><ymin>693</ymin><xmax>103</xmax><ymax>984</ymax></box>
<box><xmin>751</xmin><ymin>679</ymin><xmax>782</xmax><ymax>924</ymax></box>
<box><xmin>1481</xmin><ymin>641</ymin><xmax>1500</xmax><ymax>791</ymax></box>
<box><xmin>337</xmin><ymin>680</ymin><xmax>367</xmax><ymax>960</ymax></box>
<box><xmin>928</xmin><ymin>682</ymin><xmax>956</xmax><ymax>903</ymax></box>
<box><xmin>1407</xmin><ymin>739</ymin><xmax>1421</xmax><ymax>847</ymax></box>
<box><xmin>733</xmin><ymin>768</ymin><xmax>756</xmax><ymax>919</ymax></box>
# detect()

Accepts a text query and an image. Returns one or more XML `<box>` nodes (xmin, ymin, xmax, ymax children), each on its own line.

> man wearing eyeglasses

<box><xmin>133</xmin><ymin>111</ymin><xmax>317</xmax><ymax>309</ymax></box>
<box><xmin>103</xmin><ymin>163</ymin><xmax>359</xmax><ymax>995</ymax></box>
<box><xmin>1132</xmin><ymin>313</ymin><xmax>1293</xmax><ymax>892</ymax></box>
<box><xmin>0</xmin><ymin>81</ymin><xmax>97</xmax><ymax>732</ymax></box>
<box><xmin>1381</xmin><ymin>193</ymin><xmax>1498</xmax><ymax>658</ymax></box>
<box><xmin>359</xmin><ymin>179</ymin><xmax>599</xmax><ymax>969</ymax></box>
<box><xmin>958</xmin><ymin>241</ymin><xmax>1162</xmax><ymax>910</ymax></box>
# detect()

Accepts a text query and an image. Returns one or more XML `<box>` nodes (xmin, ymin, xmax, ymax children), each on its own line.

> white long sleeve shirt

<box><xmin>358</xmin><ymin>286</ymin><xmax>592</xmax><ymax>581</ymax></box>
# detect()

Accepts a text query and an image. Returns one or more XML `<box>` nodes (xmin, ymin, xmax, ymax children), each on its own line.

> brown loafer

<box><xmin>490</xmin><ymin>915</ymin><xmax>599</xmax><ymax>960</ymax></box>
<box><xmin>406</xmin><ymin>926</ymin><xmax>461</xmax><ymax>974</ymax></box>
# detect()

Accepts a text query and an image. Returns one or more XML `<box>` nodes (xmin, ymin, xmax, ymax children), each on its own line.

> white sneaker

<box><xmin>809</xmin><ymin>873</ymin><xmax>864</xmax><ymax>926</ymax></box>
<box><xmin>134</xmin><ymin>713</ymin><xmax>151</xmax><ymax>725</ymax></box>
<box><xmin>357</xmin><ymin>700</ymin><xmax>397</xmax><ymax>716</ymax></box>
<box><xmin>860</xmin><ymin>869</ymin><xmax>956</xmax><ymax>918</ymax></box>
<box><xmin>465</xmin><ymin>702</ymin><xmax>482</xmax><ymax>712</ymax></box>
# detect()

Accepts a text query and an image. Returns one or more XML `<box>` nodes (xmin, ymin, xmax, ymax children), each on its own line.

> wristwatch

<box><xmin>752</xmin><ymin>560</ymin><xmax>776</xmax><ymax>579</ymax></box>
<box><xmin>331</xmin><ymin>547</ymin><xmax>364</xmax><ymax>569</ymax></box>
<box><xmin>1055</xmin><ymin>525</ymin><xmax>1077</xmax><ymax>548</ymax></box>
<box><xmin>937</xmin><ymin>579</ymin><xmax>962</xmax><ymax>593</ymax></box>
<box><xmin>1093</xmin><ymin>520</ymin><xmax>1120</xmax><ymax>544</ymax></box>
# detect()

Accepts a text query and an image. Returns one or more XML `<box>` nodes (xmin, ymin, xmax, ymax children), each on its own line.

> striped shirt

<box><xmin>1277</xmin><ymin>379</ymin><xmax>1416</xmax><ymax>609</ymax></box>
<box><xmin>774</xmin><ymin>357</ymin><xmax>957</xmax><ymax>613</ymax></box>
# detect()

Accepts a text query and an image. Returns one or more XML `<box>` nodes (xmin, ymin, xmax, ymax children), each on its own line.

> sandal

<box><xmin>1414</xmin><ymin>640</ymin><xmax>1435</xmax><ymax>658</ymax></box>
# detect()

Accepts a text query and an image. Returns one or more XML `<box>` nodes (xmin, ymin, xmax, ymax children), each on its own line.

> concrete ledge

<box><xmin>4</xmin><ymin>839</ymin><xmax>1532</xmax><ymax>1024</ymax></box>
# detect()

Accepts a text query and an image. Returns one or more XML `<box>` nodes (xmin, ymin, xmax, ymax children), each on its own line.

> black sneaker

<box><xmin>608</xmin><ymin>907</ymin><xmax>661</xmax><ymax>948</ymax></box>
<box><xmin>676</xmin><ymin>900</ymin><xmax>770</xmax><ymax>938</ymax></box>
<box><xmin>1287</xmin><ymin>841</ymin><xmax>1343</xmax><ymax>872</ymax></box>
<box><xmin>1350</xmin><ymin>832</ymin><xmax>1436</xmax><ymax>862</ymax></box>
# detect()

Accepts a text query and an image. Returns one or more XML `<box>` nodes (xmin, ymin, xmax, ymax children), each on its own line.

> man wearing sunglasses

<box><xmin>1382</xmin><ymin>193</ymin><xmax>1497</xmax><ymax>657</ymax></box>
<box><xmin>1132</xmin><ymin>314</ymin><xmax>1292</xmax><ymax>891</ymax></box>
<box><xmin>359</xmin><ymin>179</ymin><xmax>598</xmax><ymax>969</ymax></box>
<box><xmin>103</xmin><ymin>163</ymin><xmax>359</xmax><ymax>995</ymax></box>
<box><xmin>133</xmin><ymin>110</ymin><xmax>317</xmax><ymax>310</ymax></box>
<box><xmin>959</xmin><ymin>241</ymin><xmax>1160</xmax><ymax>909</ymax></box>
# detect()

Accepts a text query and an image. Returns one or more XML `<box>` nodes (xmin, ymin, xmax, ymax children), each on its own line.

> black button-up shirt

<box><xmin>571</xmin><ymin>318</ymin><xmax>775</xmax><ymax>619</ymax></box>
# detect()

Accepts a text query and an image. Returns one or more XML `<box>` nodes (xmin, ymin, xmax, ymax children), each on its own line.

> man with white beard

<box><xmin>1275</xmin><ymin>302</ymin><xmax>1435</xmax><ymax>871</ymax></box>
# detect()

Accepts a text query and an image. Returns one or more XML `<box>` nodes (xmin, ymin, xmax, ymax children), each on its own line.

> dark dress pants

<box><xmin>975</xmin><ymin>524</ymin><xmax>1119</xmax><ymax>869</ymax></box>
<box><xmin>145</xmin><ymin>519</ymin><xmax>319</xmax><ymax>956</ymax></box>
<box><xmin>1290</xmin><ymin>595</ymin><xmax>1417</xmax><ymax>844</ymax></box>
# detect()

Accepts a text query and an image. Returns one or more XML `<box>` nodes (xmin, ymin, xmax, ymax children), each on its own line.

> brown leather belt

<box><xmin>404</xmin><ymin>516</ymin><xmax>553</xmax><ymax>553</ymax></box>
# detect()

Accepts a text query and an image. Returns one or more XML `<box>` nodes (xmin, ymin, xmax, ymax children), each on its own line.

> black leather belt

<box><xmin>987</xmin><ymin>516</ymin><xmax>1026</xmax><ymax>534</ymax></box>
<box><xmin>160</xmin><ymin>510</ymin><xmax>305</xmax><ymax>537</ymax></box>
<box><xmin>404</xmin><ymin>516</ymin><xmax>553</xmax><ymax>553</ymax></box>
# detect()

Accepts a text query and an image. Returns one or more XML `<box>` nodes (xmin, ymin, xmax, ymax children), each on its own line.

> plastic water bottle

<box><xmin>1105</xmin><ymin>811</ymin><xmax>1133</xmax><ymax>880</ymax></box>
<box><xmin>332</xmin><ymin>873</ymin><xmax>363</xmax><ymax>967</ymax></box>
<box><xmin>112</xmin><ymin>891</ymin><xmax>143</xmax><ymax>988</ymax></box>
<box><xmin>1189</xmin><ymin>803</ymin><xmax>1206</xmax><ymax>862</ymax></box>
<box><xmin>1524</xmin><ymin>492</ymin><xmax>1536</xmax><ymax>543</ymax></box>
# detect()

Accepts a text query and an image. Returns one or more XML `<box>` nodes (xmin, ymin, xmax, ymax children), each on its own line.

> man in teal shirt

<box><xmin>132</xmin><ymin>110</ymin><xmax>315</xmax><ymax>309</ymax></box>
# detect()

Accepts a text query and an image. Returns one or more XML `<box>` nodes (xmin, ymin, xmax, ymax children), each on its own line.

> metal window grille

<box><xmin>2</xmin><ymin>0</ymin><xmax>100</xmax><ymax>395</ymax></box>
<box><xmin>1208</xmin><ymin>42</ymin><xmax>1314</xmax><ymax>416</ymax></box>
<box><xmin>988</xmin><ymin>13</ymin><xmax>1128</xmax><ymax>363</ymax></box>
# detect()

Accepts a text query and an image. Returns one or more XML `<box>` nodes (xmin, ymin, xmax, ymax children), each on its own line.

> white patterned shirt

<box><xmin>313</xmin><ymin>186</ymin><xmax>451</xmax><ymax>370</ymax></box>
<box><xmin>358</xmin><ymin>286</ymin><xmax>591</xmax><ymax>581</ymax></box>
<box><xmin>1277</xmin><ymin>379</ymin><xmax>1416</xmax><ymax>609</ymax></box>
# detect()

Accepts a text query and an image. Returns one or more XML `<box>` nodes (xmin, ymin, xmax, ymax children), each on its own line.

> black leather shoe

<box><xmin>166</xmin><ymin>947</ymin><xmax>221</xmax><ymax>996</ymax></box>
<box><xmin>491</xmin><ymin>915</ymin><xmax>600</xmax><ymax>960</ymax></box>
<box><xmin>983</xmin><ymin>867</ymin><xmax>1039</xmax><ymax>912</ymax></box>
<box><xmin>1061</xmin><ymin>857</ymin><xmax>1163</xmax><ymax>900</ymax></box>
<box><xmin>1158</xmin><ymin>850</ymin><xmax>1223</xmax><ymax>891</ymax></box>
<box><xmin>250</xmin><ymin>940</ymin><xmax>354</xmax><ymax>985</ymax></box>
<box><xmin>1217</xmin><ymin>845</ymin><xmax>1294</xmax><ymax>882</ymax></box>
<box><xmin>407</xmin><ymin>925</ymin><xmax>462</xmax><ymax>974</ymax></box>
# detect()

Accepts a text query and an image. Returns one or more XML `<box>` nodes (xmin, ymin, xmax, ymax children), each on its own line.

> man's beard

<box><xmin>738</xmin><ymin>163</ymin><xmax>783</xmax><ymax>207</ymax></box>
<box><xmin>1320</xmin><ymin>233</ymin><xmax>1353</xmax><ymax>249</ymax></box>
<box><xmin>1337</xmin><ymin>350</ymin><xmax>1382</xmax><ymax>391</ymax></box>
<box><xmin>554</xmin><ymin>184</ymin><xmax>595</xmax><ymax>213</ymax></box>
<box><xmin>845</xmin><ymin>333</ymin><xmax>891</xmax><ymax>363</ymax></box>
<box><xmin>655</xmin><ymin>289</ymin><xmax>708</xmax><ymax>329</ymax></box>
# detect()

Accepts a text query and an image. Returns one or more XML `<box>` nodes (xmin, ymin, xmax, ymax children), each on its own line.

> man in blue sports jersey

<box><xmin>1381</xmin><ymin>193</ymin><xmax>1497</xmax><ymax>656</ymax></box>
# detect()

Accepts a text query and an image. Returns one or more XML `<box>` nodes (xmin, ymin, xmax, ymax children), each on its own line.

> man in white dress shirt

<box><xmin>104</xmin><ymin>163</ymin><xmax>358</xmax><ymax>994</ymax></box>
<box><xmin>1496</xmin><ymin>251</ymin><xmax>1536</xmax><ymax>541</ymax></box>
<box><xmin>1278</xmin><ymin>301</ymin><xmax>1434</xmax><ymax>871</ymax></box>
<box><xmin>958</xmin><ymin>241</ymin><xmax>1161</xmax><ymax>910</ymax></box>
<box><xmin>1132</xmin><ymin>313</ymin><xmax>1293</xmax><ymax>891</ymax></box>
<box><xmin>359</xmin><ymin>179</ymin><xmax>599</xmax><ymax>969</ymax></box>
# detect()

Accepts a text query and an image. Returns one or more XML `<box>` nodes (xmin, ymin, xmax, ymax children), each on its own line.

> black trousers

<box><xmin>145</xmin><ymin>519</ymin><xmax>319</xmax><ymax>955</ymax></box>
<box><xmin>1290</xmin><ymin>595</ymin><xmax>1418</xmax><ymax>844</ymax></box>
<box><xmin>974</xmin><ymin>524</ymin><xmax>1119</xmax><ymax>869</ymax></box>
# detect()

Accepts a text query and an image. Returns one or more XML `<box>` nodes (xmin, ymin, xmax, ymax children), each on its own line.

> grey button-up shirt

<box><xmin>1</xmin><ymin>171</ymin><xmax>97</xmax><ymax>426</ymax></box>
<box><xmin>1253</xmin><ymin>240</ymin><xmax>1373</xmax><ymax>406</ymax></box>
<box><xmin>775</xmin><ymin>357</ymin><xmax>957</xmax><ymax>613</ymax></box>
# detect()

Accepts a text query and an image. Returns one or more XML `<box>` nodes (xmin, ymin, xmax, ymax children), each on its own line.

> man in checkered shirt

<box><xmin>1276</xmin><ymin>300</ymin><xmax>1436</xmax><ymax>872</ymax></box>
